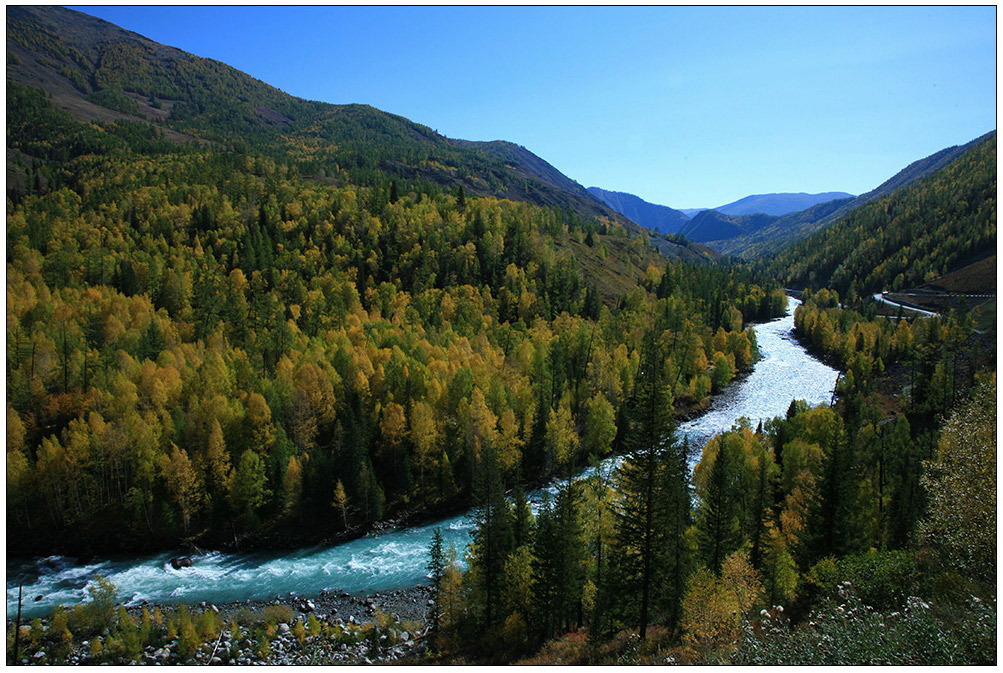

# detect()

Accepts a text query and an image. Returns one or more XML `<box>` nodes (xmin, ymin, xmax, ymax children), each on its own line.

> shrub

<box><xmin>68</xmin><ymin>575</ymin><xmax>119</xmax><ymax>637</ymax></box>
<box><xmin>735</xmin><ymin>583</ymin><xmax>996</xmax><ymax>665</ymax></box>
<box><xmin>196</xmin><ymin>609</ymin><xmax>222</xmax><ymax>640</ymax></box>
<box><xmin>261</xmin><ymin>604</ymin><xmax>294</xmax><ymax>626</ymax></box>
<box><xmin>306</xmin><ymin>614</ymin><xmax>322</xmax><ymax>638</ymax></box>
<box><xmin>807</xmin><ymin>550</ymin><xmax>921</xmax><ymax>609</ymax></box>
<box><xmin>292</xmin><ymin>619</ymin><xmax>306</xmax><ymax>646</ymax></box>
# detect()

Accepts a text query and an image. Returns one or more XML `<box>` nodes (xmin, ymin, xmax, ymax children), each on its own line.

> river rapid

<box><xmin>6</xmin><ymin>297</ymin><xmax>838</xmax><ymax>619</ymax></box>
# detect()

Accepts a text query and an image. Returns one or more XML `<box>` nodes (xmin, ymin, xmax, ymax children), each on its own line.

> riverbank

<box><xmin>9</xmin><ymin>306</ymin><xmax>806</xmax><ymax>622</ymax></box>
<box><xmin>6</xmin><ymin>584</ymin><xmax>432</xmax><ymax>665</ymax></box>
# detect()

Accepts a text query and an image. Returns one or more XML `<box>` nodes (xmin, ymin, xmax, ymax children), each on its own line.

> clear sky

<box><xmin>69</xmin><ymin>5</ymin><xmax>996</xmax><ymax>209</ymax></box>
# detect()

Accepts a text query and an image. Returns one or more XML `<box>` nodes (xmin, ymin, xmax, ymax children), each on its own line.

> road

<box><xmin>872</xmin><ymin>293</ymin><xmax>940</xmax><ymax>318</ymax></box>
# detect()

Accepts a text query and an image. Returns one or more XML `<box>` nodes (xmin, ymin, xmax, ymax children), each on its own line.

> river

<box><xmin>6</xmin><ymin>297</ymin><xmax>838</xmax><ymax>619</ymax></box>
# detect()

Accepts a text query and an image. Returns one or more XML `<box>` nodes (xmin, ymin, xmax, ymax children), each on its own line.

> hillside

<box><xmin>6</xmin><ymin>5</ymin><xmax>639</xmax><ymax>233</ymax></box>
<box><xmin>714</xmin><ymin>191</ymin><xmax>854</xmax><ymax>217</ymax></box>
<box><xmin>766</xmin><ymin>132</ymin><xmax>996</xmax><ymax>297</ymax></box>
<box><xmin>587</xmin><ymin>187</ymin><xmax>692</xmax><ymax>235</ymax></box>
<box><xmin>712</xmin><ymin>132</ymin><xmax>995</xmax><ymax>258</ymax></box>
<box><xmin>677</xmin><ymin>209</ymin><xmax>779</xmax><ymax>244</ymax></box>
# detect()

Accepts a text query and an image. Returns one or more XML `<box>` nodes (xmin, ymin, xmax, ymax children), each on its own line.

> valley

<box><xmin>5</xmin><ymin>5</ymin><xmax>995</xmax><ymax>667</ymax></box>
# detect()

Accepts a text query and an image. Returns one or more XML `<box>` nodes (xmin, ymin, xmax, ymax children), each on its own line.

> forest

<box><xmin>415</xmin><ymin>295</ymin><xmax>994</xmax><ymax>664</ymax></box>
<box><xmin>6</xmin><ymin>81</ymin><xmax>786</xmax><ymax>556</ymax></box>
<box><xmin>5</xmin><ymin>5</ymin><xmax>997</xmax><ymax>665</ymax></box>
<box><xmin>766</xmin><ymin>133</ymin><xmax>996</xmax><ymax>297</ymax></box>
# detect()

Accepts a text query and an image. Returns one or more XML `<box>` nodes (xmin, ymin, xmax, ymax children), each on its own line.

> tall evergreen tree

<box><xmin>695</xmin><ymin>434</ymin><xmax>742</xmax><ymax>573</ymax></box>
<box><xmin>427</xmin><ymin>528</ymin><xmax>446</xmax><ymax>645</ymax></box>
<box><xmin>469</xmin><ymin>447</ymin><xmax>514</xmax><ymax>630</ymax></box>
<box><xmin>611</xmin><ymin>334</ymin><xmax>679</xmax><ymax>639</ymax></box>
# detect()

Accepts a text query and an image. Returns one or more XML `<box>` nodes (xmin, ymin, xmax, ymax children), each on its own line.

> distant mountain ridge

<box><xmin>588</xmin><ymin>188</ymin><xmax>858</xmax><ymax>246</ymax></box>
<box><xmin>587</xmin><ymin>187</ymin><xmax>691</xmax><ymax>235</ymax></box>
<box><xmin>714</xmin><ymin>191</ymin><xmax>854</xmax><ymax>216</ymax></box>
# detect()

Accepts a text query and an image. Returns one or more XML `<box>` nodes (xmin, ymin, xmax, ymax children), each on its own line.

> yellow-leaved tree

<box><xmin>919</xmin><ymin>374</ymin><xmax>996</xmax><ymax>583</ymax></box>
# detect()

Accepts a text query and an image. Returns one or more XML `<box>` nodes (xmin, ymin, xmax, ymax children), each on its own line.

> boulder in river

<box><xmin>170</xmin><ymin>556</ymin><xmax>193</xmax><ymax>570</ymax></box>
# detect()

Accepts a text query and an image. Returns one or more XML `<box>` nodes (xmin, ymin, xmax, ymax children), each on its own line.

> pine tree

<box><xmin>469</xmin><ymin>448</ymin><xmax>514</xmax><ymax>629</ymax></box>
<box><xmin>427</xmin><ymin>528</ymin><xmax>446</xmax><ymax>644</ymax></box>
<box><xmin>611</xmin><ymin>334</ymin><xmax>679</xmax><ymax>639</ymax></box>
<box><xmin>695</xmin><ymin>435</ymin><xmax>742</xmax><ymax>573</ymax></box>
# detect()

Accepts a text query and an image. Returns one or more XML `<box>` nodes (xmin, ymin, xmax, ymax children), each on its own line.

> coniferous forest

<box><xmin>5</xmin><ymin>5</ymin><xmax>996</xmax><ymax>667</ymax></box>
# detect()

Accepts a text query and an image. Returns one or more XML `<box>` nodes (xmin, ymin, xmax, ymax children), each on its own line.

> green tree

<box><xmin>227</xmin><ymin>449</ymin><xmax>271</xmax><ymax>531</ymax></box>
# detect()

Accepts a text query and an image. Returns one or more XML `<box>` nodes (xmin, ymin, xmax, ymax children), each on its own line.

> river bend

<box><xmin>6</xmin><ymin>298</ymin><xmax>838</xmax><ymax>618</ymax></box>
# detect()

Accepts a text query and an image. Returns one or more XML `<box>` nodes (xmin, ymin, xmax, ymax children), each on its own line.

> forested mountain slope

<box><xmin>767</xmin><ymin>133</ymin><xmax>996</xmax><ymax>297</ymax></box>
<box><xmin>677</xmin><ymin>209</ymin><xmax>780</xmax><ymax>244</ymax></box>
<box><xmin>587</xmin><ymin>187</ymin><xmax>692</xmax><ymax>235</ymax></box>
<box><xmin>704</xmin><ymin>132</ymin><xmax>995</xmax><ymax>258</ymax></box>
<box><xmin>6</xmin><ymin>5</ymin><xmax>646</xmax><ymax>234</ymax></box>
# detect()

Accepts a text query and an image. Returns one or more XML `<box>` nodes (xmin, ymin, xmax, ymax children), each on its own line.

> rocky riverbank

<box><xmin>7</xmin><ymin>585</ymin><xmax>432</xmax><ymax>665</ymax></box>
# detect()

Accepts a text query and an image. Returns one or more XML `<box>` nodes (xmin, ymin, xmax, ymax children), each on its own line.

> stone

<box><xmin>399</xmin><ymin>631</ymin><xmax>410</xmax><ymax>641</ymax></box>
<box><xmin>34</xmin><ymin>650</ymin><xmax>45</xmax><ymax>659</ymax></box>
<box><xmin>278</xmin><ymin>624</ymin><xmax>290</xmax><ymax>634</ymax></box>
<box><xmin>427</xmin><ymin>599</ymin><xmax>435</xmax><ymax>606</ymax></box>
<box><xmin>305</xmin><ymin>600</ymin><xmax>316</xmax><ymax>612</ymax></box>
<box><xmin>210</xmin><ymin>657</ymin><xmax>223</xmax><ymax>665</ymax></box>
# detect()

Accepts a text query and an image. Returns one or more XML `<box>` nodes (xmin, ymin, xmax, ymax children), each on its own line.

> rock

<box><xmin>305</xmin><ymin>600</ymin><xmax>316</xmax><ymax>612</ymax></box>
<box><xmin>399</xmin><ymin>631</ymin><xmax>410</xmax><ymax>641</ymax></box>
<box><xmin>427</xmin><ymin>599</ymin><xmax>435</xmax><ymax>606</ymax></box>
<box><xmin>210</xmin><ymin>604</ymin><xmax>219</xmax><ymax>613</ymax></box>
<box><xmin>278</xmin><ymin>623</ymin><xmax>290</xmax><ymax>635</ymax></box>
<box><xmin>170</xmin><ymin>556</ymin><xmax>193</xmax><ymax>570</ymax></box>
<box><xmin>210</xmin><ymin>657</ymin><xmax>222</xmax><ymax>665</ymax></box>
<box><xmin>33</xmin><ymin>650</ymin><xmax>45</xmax><ymax>659</ymax></box>
<box><xmin>18</xmin><ymin>625</ymin><xmax>31</xmax><ymax>638</ymax></box>
<box><xmin>34</xmin><ymin>595</ymin><xmax>43</xmax><ymax>602</ymax></box>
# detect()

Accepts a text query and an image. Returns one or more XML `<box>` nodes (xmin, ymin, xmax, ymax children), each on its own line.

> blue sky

<box><xmin>70</xmin><ymin>5</ymin><xmax>996</xmax><ymax>209</ymax></box>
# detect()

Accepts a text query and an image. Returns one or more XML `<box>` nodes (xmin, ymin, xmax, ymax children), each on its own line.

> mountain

<box><xmin>587</xmin><ymin>187</ymin><xmax>691</xmax><ymax>235</ymax></box>
<box><xmin>714</xmin><ymin>191</ymin><xmax>854</xmax><ymax>217</ymax></box>
<box><xmin>679</xmin><ymin>208</ymin><xmax>707</xmax><ymax>218</ymax></box>
<box><xmin>677</xmin><ymin>209</ymin><xmax>779</xmax><ymax>245</ymax></box>
<box><xmin>767</xmin><ymin>132</ymin><xmax>996</xmax><ymax>297</ymax></box>
<box><xmin>709</xmin><ymin>133</ymin><xmax>996</xmax><ymax>258</ymax></box>
<box><xmin>5</xmin><ymin>5</ymin><xmax>641</xmax><ymax>232</ymax></box>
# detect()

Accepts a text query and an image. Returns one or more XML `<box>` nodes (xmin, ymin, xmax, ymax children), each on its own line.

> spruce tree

<box><xmin>611</xmin><ymin>334</ymin><xmax>679</xmax><ymax>639</ymax></box>
<box><xmin>470</xmin><ymin>447</ymin><xmax>514</xmax><ymax>630</ymax></box>
<box><xmin>427</xmin><ymin>528</ymin><xmax>445</xmax><ymax>644</ymax></box>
